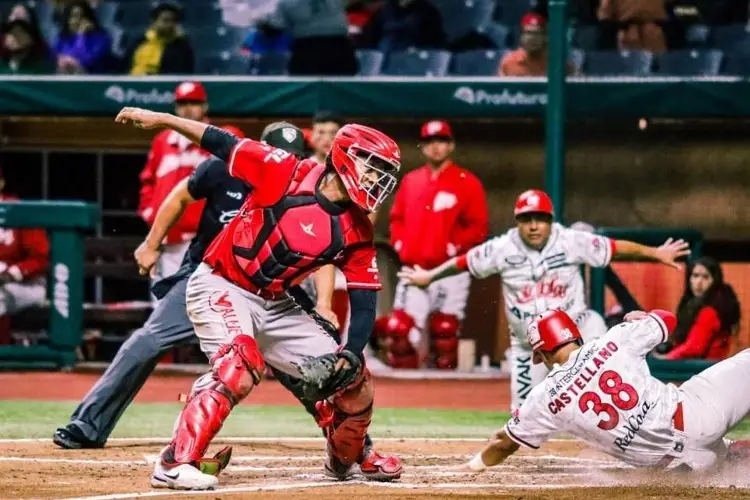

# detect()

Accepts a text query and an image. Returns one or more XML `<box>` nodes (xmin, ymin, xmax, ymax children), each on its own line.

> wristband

<box><xmin>468</xmin><ymin>452</ymin><xmax>487</xmax><ymax>472</ymax></box>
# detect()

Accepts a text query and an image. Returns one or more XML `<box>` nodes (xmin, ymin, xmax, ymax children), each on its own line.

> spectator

<box><xmin>257</xmin><ymin>0</ymin><xmax>357</xmax><ymax>76</ymax></box>
<box><xmin>362</xmin><ymin>0</ymin><xmax>446</xmax><ymax>52</ymax></box>
<box><xmin>241</xmin><ymin>28</ymin><xmax>291</xmax><ymax>54</ymax></box>
<box><xmin>598</xmin><ymin>0</ymin><xmax>667</xmax><ymax>54</ymax></box>
<box><xmin>498</xmin><ymin>13</ymin><xmax>576</xmax><ymax>77</ymax></box>
<box><xmin>658</xmin><ymin>257</ymin><xmax>741</xmax><ymax>361</ymax></box>
<box><xmin>128</xmin><ymin>0</ymin><xmax>194</xmax><ymax>75</ymax></box>
<box><xmin>54</xmin><ymin>1</ymin><xmax>112</xmax><ymax>74</ymax></box>
<box><xmin>346</xmin><ymin>0</ymin><xmax>382</xmax><ymax>48</ymax></box>
<box><xmin>0</xmin><ymin>19</ymin><xmax>54</xmax><ymax>74</ymax></box>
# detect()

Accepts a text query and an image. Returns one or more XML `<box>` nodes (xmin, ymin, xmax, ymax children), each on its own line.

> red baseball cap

<box><xmin>521</xmin><ymin>12</ymin><xmax>546</xmax><ymax>30</ymax></box>
<box><xmin>420</xmin><ymin>120</ymin><xmax>453</xmax><ymax>141</ymax></box>
<box><xmin>514</xmin><ymin>189</ymin><xmax>554</xmax><ymax>217</ymax></box>
<box><xmin>174</xmin><ymin>81</ymin><xmax>207</xmax><ymax>102</ymax></box>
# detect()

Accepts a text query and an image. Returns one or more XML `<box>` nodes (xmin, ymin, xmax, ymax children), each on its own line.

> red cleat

<box><xmin>359</xmin><ymin>449</ymin><xmax>403</xmax><ymax>481</ymax></box>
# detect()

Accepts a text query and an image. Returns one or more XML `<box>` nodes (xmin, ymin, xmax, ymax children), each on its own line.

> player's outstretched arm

<box><xmin>397</xmin><ymin>253</ymin><xmax>468</xmax><ymax>288</ymax></box>
<box><xmin>134</xmin><ymin>178</ymin><xmax>195</xmax><ymax>276</ymax></box>
<box><xmin>613</xmin><ymin>237</ymin><xmax>690</xmax><ymax>270</ymax></box>
<box><xmin>449</xmin><ymin>429</ymin><xmax>520</xmax><ymax>473</ymax></box>
<box><xmin>312</xmin><ymin>265</ymin><xmax>339</xmax><ymax>330</ymax></box>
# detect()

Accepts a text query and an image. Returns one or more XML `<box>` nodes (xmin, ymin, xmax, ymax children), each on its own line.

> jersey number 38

<box><xmin>578</xmin><ymin>370</ymin><xmax>639</xmax><ymax>431</ymax></box>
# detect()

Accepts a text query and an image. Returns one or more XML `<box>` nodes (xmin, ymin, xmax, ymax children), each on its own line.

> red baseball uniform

<box><xmin>203</xmin><ymin>139</ymin><xmax>380</xmax><ymax>299</ymax></box>
<box><xmin>0</xmin><ymin>194</ymin><xmax>49</xmax><ymax>281</ymax></box>
<box><xmin>390</xmin><ymin>162</ymin><xmax>489</xmax><ymax>269</ymax></box>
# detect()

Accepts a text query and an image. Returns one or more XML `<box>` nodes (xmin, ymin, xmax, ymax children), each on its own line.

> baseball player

<box><xmin>115</xmin><ymin>107</ymin><xmax>403</xmax><ymax>490</ymax></box>
<box><xmin>0</xmin><ymin>168</ymin><xmax>49</xmax><ymax>343</ymax></box>
<box><xmin>137</xmin><ymin>81</ymin><xmax>215</xmax><ymax>285</ymax></box>
<box><xmin>398</xmin><ymin>188</ymin><xmax>689</xmax><ymax>408</ymax></box>
<box><xmin>52</xmin><ymin>123</ymin><xmax>349</xmax><ymax>450</ymax></box>
<box><xmin>375</xmin><ymin>120</ymin><xmax>488</xmax><ymax>369</ymax></box>
<box><xmin>451</xmin><ymin>308</ymin><xmax>750</xmax><ymax>473</ymax></box>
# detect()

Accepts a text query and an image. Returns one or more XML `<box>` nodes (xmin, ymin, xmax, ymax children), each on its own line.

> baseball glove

<box><xmin>297</xmin><ymin>350</ymin><xmax>362</xmax><ymax>401</ymax></box>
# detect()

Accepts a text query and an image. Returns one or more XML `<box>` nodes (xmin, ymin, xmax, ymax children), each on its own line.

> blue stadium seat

<box><xmin>191</xmin><ymin>26</ymin><xmax>246</xmax><ymax>54</ymax></box>
<box><xmin>196</xmin><ymin>51</ymin><xmax>251</xmax><ymax>75</ymax></box>
<box><xmin>711</xmin><ymin>24</ymin><xmax>750</xmax><ymax>52</ymax></box>
<box><xmin>584</xmin><ymin>50</ymin><xmax>653</xmax><ymax>76</ymax></box>
<box><xmin>493</xmin><ymin>0</ymin><xmax>531</xmax><ymax>26</ymax></box>
<box><xmin>182</xmin><ymin>2</ymin><xmax>224</xmax><ymax>29</ymax></box>
<box><xmin>117</xmin><ymin>1</ymin><xmax>151</xmax><ymax>28</ymax></box>
<box><xmin>685</xmin><ymin>24</ymin><xmax>710</xmax><ymax>48</ymax></box>
<box><xmin>383</xmin><ymin>50</ymin><xmax>452</xmax><ymax>77</ymax></box>
<box><xmin>248</xmin><ymin>51</ymin><xmax>290</xmax><ymax>76</ymax></box>
<box><xmin>723</xmin><ymin>52</ymin><xmax>750</xmax><ymax>75</ymax></box>
<box><xmin>96</xmin><ymin>2</ymin><xmax>119</xmax><ymax>27</ymax></box>
<box><xmin>451</xmin><ymin>49</ymin><xmax>502</xmax><ymax>75</ymax></box>
<box><xmin>356</xmin><ymin>50</ymin><xmax>385</xmax><ymax>76</ymax></box>
<box><xmin>573</xmin><ymin>24</ymin><xmax>600</xmax><ymax>50</ymax></box>
<box><xmin>433</xmin><ymin>0</ymin><xmax>494</xmax><ymax>42</ymax></box>
<box><xmin>569</xmin><ymin>48</ymin><xmax>585</xmax><ymax>74</ymax></box>
<box><xmin>478</xmin><ymin>22</ymin><xmax>509</xmax><ymax>48</ymax></box>
<box><xmin>656</xmin><ymin>50</ymin><xmax>723</xmax><ymax>76</ymax></box>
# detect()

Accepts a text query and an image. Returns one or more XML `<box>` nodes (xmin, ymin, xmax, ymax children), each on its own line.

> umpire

<box><xmin>54</xmin><ymin>122</ymin><xmax>370</xmax><ymax>449</ymax></box>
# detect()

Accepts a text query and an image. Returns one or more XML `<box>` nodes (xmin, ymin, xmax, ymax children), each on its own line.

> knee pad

<box><xmin>429</xmin><ymin>312</ymin><xmax>460</xmax><ymax>370</ymax></box>
<box><xmin>379</xmin><ymin>310</ymin><xmax>419</xmax><ymax>369</ymax></box>
<box><xmin>317</xmin><ymin>368</ymin><xmax>374</xmax><ymax>465</ymax></box>
<box><xmin>171</xmin><ymin>335</ymin><xmax>264</xmax><ymax>464</ymax></box>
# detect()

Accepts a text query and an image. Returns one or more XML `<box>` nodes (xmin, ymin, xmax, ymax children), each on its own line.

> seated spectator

<box><xmin>362</xmin><ymin>0</ymin><xmax>446</xmax><ymax>52</ymax></box>
<box><xmin>657</xmin><ymin>257</ymin><xmax>741</xmax><ymax>361</ymax></box>
<box><xmin>598</xmin><ymin>0</ymin><xmax>667</xmax><ymax>54</ymax></box>
<box><xmin>346</xmin><ymin>0</ymin><xmax>382</xmax><ymax>48</ymax></box>
<box><xmin>128</xmin><ymin>0</ymin><xmax>194</xmax><ymax>75</ymax></box>
<box><xmin>498</xmin><ymin>13</ymin><xmax>576</xmax><ymax>77</ymax></box>
<box><xmin>0</xmin><ymin>19</ymin><xmax>54</xmax><ymax>74</ymax></box>
<box><xmin>54</xmin><ymin>1</ymin><xmax>112</xmax><ymax>74</ymax></box>
<box><xmin>257</xmin><ymin>0</ymin><xmax>357</xmax><ymax>76</ymax></box>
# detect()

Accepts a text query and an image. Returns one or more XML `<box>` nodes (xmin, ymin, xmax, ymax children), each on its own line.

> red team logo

<box><xmin>209</xmin><ymin>291</ymin><xmax>244</xmax><ymax>337</ymax></box>
<box><xmin>517</xmin><ymin>278</ymin><xmax>568</xmax><ymax>304</ymax></box>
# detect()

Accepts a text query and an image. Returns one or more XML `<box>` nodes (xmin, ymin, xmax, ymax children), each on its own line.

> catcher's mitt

<box><xmin>297</xmin><ymin>350</ymin><xmax>362</xmax><ymax>401</ymax></box>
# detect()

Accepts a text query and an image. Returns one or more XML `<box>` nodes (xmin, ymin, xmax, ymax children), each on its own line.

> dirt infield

<box><xmin>2</xmin><ymin>438</ymin><xmax>749</xmax><ymax>500</ymax></box>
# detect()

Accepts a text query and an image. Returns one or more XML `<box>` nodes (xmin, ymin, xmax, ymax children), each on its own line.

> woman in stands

<box><xmin>0</xmin><ymin>5</ymin><xmax>54</xmax><ymax>74</ymax></box>
<box><xmin>657</xmin><ymin>256</ymin><xmax>740</xmax><ymax>361</ymax></box>
<box><xmin>55</xmin><ymin>0</ymin><xmax>112</xmax><ymax>74</ymax></box>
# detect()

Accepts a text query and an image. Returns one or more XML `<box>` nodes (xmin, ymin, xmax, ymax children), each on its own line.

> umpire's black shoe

<box><xmin>53</xmin><ymin>424</ymin><xmax>105</xmax><ymax>449</ymax></box>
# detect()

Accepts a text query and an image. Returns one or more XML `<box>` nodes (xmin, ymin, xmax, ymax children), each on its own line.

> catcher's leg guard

<box><xmin>162</xmin><ymin>334</ymin><xmax>265</xmax><ymax>472</ymax></box>
<box><xmin>317</xmin><ymin>368</ymin><xmax>402</xmax><ymax>481</ymax></box>
<box><xmin>377</xmin><ymin>310</ymin><xmax>419</xmax><ymax>369</ymax></box>
<box><xmin>429</xmin><ymin>312</ymin><xmax>460</xmax><ymax>370</ymax></box>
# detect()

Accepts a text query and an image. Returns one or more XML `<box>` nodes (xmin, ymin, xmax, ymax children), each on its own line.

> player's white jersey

<box><xmin>504</xmin><ymin>313</ymin><xmax>684</xmax><ymax>467</ymax></box>
<box><xmin>466</xmin><ymin>223</ymin><xmax>614</xmax><ymax>340</ymax></box>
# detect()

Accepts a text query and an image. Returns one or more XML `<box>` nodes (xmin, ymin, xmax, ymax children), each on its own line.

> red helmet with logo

<box><xmin>526</xmin><ymin>309</ymin><xmax>582</xmax><ymax>364</ymax></box>
<box><xmin>329</xmin><ymin>123</ymin><xmax>400</xmax><ymax>212</ymax></box>
<box><xmin>174</xmin><ymin>81</ymin><xmax>207</xmax><ymax>102</ymax></box>
<box><xmin>514</xmin><ymin>189</ymin><xmax>554</xmax><ymax>217</ymax></box>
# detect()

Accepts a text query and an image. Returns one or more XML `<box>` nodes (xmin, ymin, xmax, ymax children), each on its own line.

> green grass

<box><xmin>2</xmin><ymin>400</ymin><xmax>750</xmax><ymax>441</ymax></box>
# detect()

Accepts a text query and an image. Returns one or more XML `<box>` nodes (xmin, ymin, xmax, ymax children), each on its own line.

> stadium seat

<box><xmin>116</xmin><ymin>1</ymin><xmax>151</xmax><ymax>28</ymax></box>
<box><xmin>493</xmin><ymin>0</ymin><xmax>532</xmax><ymax>26</ymax></box>
<box><xmin>433</xmin><ymin>0</ymin><xmax>494</xmax><ymax>42</ymax></box>
<box><xmin>196</xmin><ymin>51</ymin><xmax>251</xmax><ymax>75</ymax></box>
<box><xmin>656</xmin><ymin>50</ymin><xmax>723</xmax><ymax>76</ymax></box>
<box><xmin>356</xmin><ymin>50</ymin><xmax>385</xmax><ymax>76</ymax></box>
<box><xmin>584</xmin><ymin>50</ymin><xmax>653</xmax><ymax>76</ymax></box>
<box><xmin>96</xmin><ymin>2</ymin><xmax>119</xmax><ymax>27</ymax></box>
<box><xmin>451</xmin><ymin>49</ymin><xmax>502</xmax><ymax>75</ymax></box>
<box><xmin>383</xmin><ymin>50</ymin><xmax>452</xmax><ymax>77</ymax></box>
<box><xmin>569</xmin><ymin>48</ymin><xmax>585</xmax><ymax>74</ymax></box>
<box><xmin>478</xmin><ymin>22</ymin><xmax>509</xmax><ymax>49</ymax></box>
<box><xmin>573</xmin><ymin>24</ymin><xmax>600</xmax><ymax>50</ymax></box>
<box><xmin>684</xmin><ymin>24</ymin><xmax>710</xmax><ymax>48</ymax></box>
<box><xmin>182</xmin><ymin>2</ymin><xmax>224</xmax><ymax>29</ymax></box>
<box><xmin>723</xmin><ymin>52</ymin><xmax>750</xmax><ymax>76</ymax></box>
<box><xmin>191</xmin><ymin>25</ymin><xmax>246</xmax><ymax>54</ymax></box>
<box><xmin>711</xmin><ymin>24</ymin><xmax>750</xmax><ymax>52</ymax></box>
<box><xmin>248</xmin><ymin>51</ymin><xmax>290</xmax><ymax>76</ymax></box>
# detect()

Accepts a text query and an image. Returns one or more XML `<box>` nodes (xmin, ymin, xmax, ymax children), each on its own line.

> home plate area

<box><xmin>2</xmin><ymin>438</ymin><xmax>750</xmax><ymax>500</ymax></box>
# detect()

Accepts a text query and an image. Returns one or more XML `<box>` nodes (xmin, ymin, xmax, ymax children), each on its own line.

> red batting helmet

<box><xmin>175</xmin><ymin>81</ymin><xmax>207</xmax><ymax>102</ymax></box>
<box><xmin>514</xmin><ymin>189</ymin><xmax>554</xmax><ymax>217</ymax></box>
<box><xmin>526</xmin><ymin>309</ymin><xmax>582</xmax><ymax>364</ymax></box>
<box><xmin>330</xmin><ymin>124</ymin><xmax>400</xmax><ymax>212</ymax></box>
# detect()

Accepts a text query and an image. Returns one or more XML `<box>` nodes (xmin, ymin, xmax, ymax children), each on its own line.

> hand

<box><xmin>134</xmin><ymin>241</ymin><xmax>161</xmax><ymax>277</ymax></box>
<box><xmin>623</xmin><ymin>310</ymin><xmax>647</xmax><ymax>322</ymax></box>
<box><xmin>396</xmin><ymin>265</ymin><xmax>432</xmax><ymax>288</ymax></box>
<box><xmin>115</xmin><ymin>107</ymin><xmax>165</xmax><ymax>130</ymax></box>
<box><xmin>654</xmin><ymin>238</ymin><xmax>690</xmax><ymax>270</ymax></box>
<box><xmin>314</xmin><ymin>305</ymin><xmax>340</xmax><ymax>330</ymax></box>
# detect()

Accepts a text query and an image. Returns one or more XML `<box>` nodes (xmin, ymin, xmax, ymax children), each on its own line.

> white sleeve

<box><xmin>564</xmin><ymin>228</ymin><xmax>615</xmax><ymax>268</ymax></box>
<box><xmin>620</xmin><ymin>313</ymin><xmax>670</xmax><ymax>357</ymax></box>
<box><xmin>466</xmin><ymin>235</ymin><xmax>508</xmax><ymax>279</ymax></box>
<box><xmin>503</xmin><ymin>384</ymin><xmax>556</xmax><ymax>449</ymax></box>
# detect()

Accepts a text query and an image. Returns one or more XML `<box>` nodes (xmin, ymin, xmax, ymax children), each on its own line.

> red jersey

<box><xmin>0</xmin><ymin>195</ymin><xmax>49</xmax><ymax>280</ymax></box>
<box><xmin>665</xmin><ymin>306</ymin><xmax>731</xmax><ymax>361</ymax></box>
<box><xmin>203</xmin><ymin>139</ymin><xmax>380</xmax><ymax>300</ymax></box>
<box><xmin>389</xmin><ymin>162</ymin><xmax>488</xmax><ymax>269</ymax></box>
<box><xmin>138</xmin><ymin>130</ymin><xmax>211</xmax><ymax>245</ymax></box>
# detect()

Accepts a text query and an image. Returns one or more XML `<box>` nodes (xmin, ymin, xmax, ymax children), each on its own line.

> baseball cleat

<box><xmin>324</xmin><ymin>453</ymin><xmax>357</xmax><ymax>481</ymax></box>
<box><xmin>53</xmin><ymin>425</ymin><xmax>105</xmax><ymax>450</ymax></box>
<box><xmin>151</xmin><ymin>460</ymin><xmax>219</xmax><ymax>490</ymax></box>
<box><xmin>359</xmin><ymin>449</ymin><xmax>403</xmax><ymax>481</ymax></box>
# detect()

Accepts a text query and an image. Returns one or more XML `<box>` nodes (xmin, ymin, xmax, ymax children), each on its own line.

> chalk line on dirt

<box><xmin>0</xmin><ymin>436</ymin><xmax>575</xmax><ymax>444</ymax></box>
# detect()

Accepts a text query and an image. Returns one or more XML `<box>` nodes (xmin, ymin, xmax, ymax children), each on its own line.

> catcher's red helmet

<box><xmin>526</xmin><ymin>309</ymin><xmax>582</xmax><ymax>364</ymax></box>
<box><xmin>329</xmin><ymin>124</ymin><xmax>400</xmax><ymax>212</ymax></box>
<box><xmin>514</xmin><ymin>189</ymin><xmax>554</xmax><ymax>217</ymax></box>
<box><xmin>174</xmin><ymin>81</ymin><xmax>207</xmax><ymax>102</ymax></box>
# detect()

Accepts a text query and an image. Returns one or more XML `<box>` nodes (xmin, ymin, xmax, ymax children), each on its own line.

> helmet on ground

<box><xmin>329</xmin><ymin>124</ymin><xmax>400</xmax><ymax>212</ymax></box>
<box><xmin>514</xmin><ymin>189</ymin><xmax>554</xmax><ymax>217</ymax></box>
<box><xmin>526</xmin><ymin>309</ymin><xmax>582</xmax><ymax>364</ymax></box>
